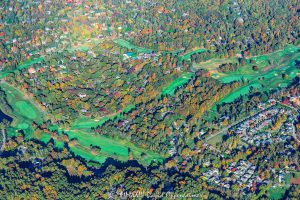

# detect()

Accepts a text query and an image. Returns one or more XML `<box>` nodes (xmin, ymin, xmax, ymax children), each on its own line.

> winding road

<box><xmin>205</xmin><ymin>105</ymin><xmax>274</xmax><ymax>142</ymax></box>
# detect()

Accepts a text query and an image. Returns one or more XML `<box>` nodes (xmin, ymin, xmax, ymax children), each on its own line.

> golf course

<box><xmin>0</xmin><ymin>80</ymin><xmax>163</xmax><ymax>165</ymax></box>
<box><xmin>195</xmin><ymin>45</ymin><xmax>300</xmax><ymax>105</ymax></box>
<box><xmin>1</xmin><ymin>44</ymin><xmax>299</xmax><ymax>166</ymax></box>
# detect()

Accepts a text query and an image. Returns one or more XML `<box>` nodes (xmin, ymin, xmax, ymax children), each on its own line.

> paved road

<box><xmin>0</xmin><ymin>129</ymin><xmax>6</xmax><ymax>153</ymax></box>
<box><xmin>205</xmin><ymin>106</ymin><xmax>273</xmax><ymax>142</ymax></box>
<box><xmin>206</xmin><ymin>102</ymin><xmax>299</xmax><ymax>143</ymax></box>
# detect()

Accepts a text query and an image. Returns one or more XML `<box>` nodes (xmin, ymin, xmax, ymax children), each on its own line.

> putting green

<box><xmin>0</xmin><ymin>82</ymin><xmax>43</xmax><ymax>122</ymax></box>
<box><xmin>17</xmin><ymin>123</ymin><xmax>29</xmax><ymax>130</ymax></box>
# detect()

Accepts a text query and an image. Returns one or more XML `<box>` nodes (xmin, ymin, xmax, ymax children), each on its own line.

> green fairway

<box><xmin>196</xmin><ymin>45</ymin><xmax>300</xmax><ymax>104</ymax></box>
<box><xmin>40</xmin><ymin>133</ymin><xmax>52</xmax><ymax>144</ymax></box>
<box><xmin>68</xmin><ymin>46</ymin><xmax>89</xmax><ymax>53</ymax></box>
<box><xmin>114</xmin><ymin>39</ymin><xmax>152</xmax><ymax>53</ymax></box>
<box><xmin>179</xmin><ymin>48</ymin><xmax>208</xmax><ymax>61</ymax></box>
<box><xmin>70</xmin><ymin>146</ymin><xmax>108</xmax><ymax>163</ymax></box>
<box><xmin>17</xmin><ymin>123</ymin><xmax>29</xmax><ymax>130</ymax></box>
<box><xmin>17</xmin><ymin>57</ymin><xmax>44</xmax><ymax>71</ymax></box>
<box><xmin>61</xmin><ymin>130</ymin><xmax>163</xmax><ymax>165</ymax></box>
<box><xmin>15</xmin><ymin>101</ymin><xmax>37</xmax><ymax>119</ymax></box>
<box><xmin>71</xmin><ymin>104</ymin><xmax>135</xmax><ymax>129</ymax></box>
<box><xmin>268</xmin><ymin>186</ymin><xmax>287</xmax><ymax>200</ymax></box>
<box><xmin>0</xmin><ymin>82</ymin><xmax>44</xmax><ymax>122</ymax></box>
<box><xmin>0</xmin><ymin>57</ymin><xmax>44</xmax><ymax>79</ymax></box>
<box><xmin>0</xmin><ymin>82</ymin><xmax>162</xmax><ymax>165</ymax></box>
<box><xmin>71</xmin><ymin>116</ymin><xmax>110</xmax><ymax>129</ymax></box>
<box><xmin>219</xmin><ymin>83</ymin><xmax>262</xmax><ymax>104</ymax></box>
<box><xmin>161</xmin><ymin>72</ymin><xmax>194</xmax><ymax>96</ymax></box>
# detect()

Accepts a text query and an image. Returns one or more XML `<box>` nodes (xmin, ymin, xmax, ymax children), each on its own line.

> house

<box><xmin>28</xmin><ymin>67</ymin><xmax>36</xmax><ymax>74</ymax></box>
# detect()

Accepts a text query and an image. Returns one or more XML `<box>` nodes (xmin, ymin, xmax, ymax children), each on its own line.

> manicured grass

<box><xmin>17</xmin><ymin>57</ymin><xmax>44</xmax><ymax>71</ymax></box>
<box><xmin>0</xmin><ymin>83</ymin><xmax>43</xmax><ymax>122</ymax></box>
<box><xmin>71</xmin><ymin>104</ymin><xmax>135</xmax><ymax>129</ymax></box>
<box><xmin>161</xmin><ymin>72</ymin><xmax>194</xmax><ymax>96</ymax></box>
<box><xmin>40</xmin><ymin>133</ymin><xmax>52</xmax><ymax>144</ymax></box>
<box><xmin>197</xmin><ymin>45</ymin><xmax>300</xmax><ymax>105</ymax></box>
<box><xmin>219</xmin><ymin>83</ymin><xmax>262</xmax><ymax>104</ymax></box>
<box><xmin>0</xmin><ymin>57</ymin><xmax>44</xmax><ymax>79</ymax></box>
<box><xmin>114</xmin><ymin>39</ymin><xmax>152</xmax><ymax>53</ymax></box>
<box><xmin>1</xmin><ymin>82</ymin><xmax>162</xmax><ymax>165</ymax></box>
<box><xmin>68</xmin><ymin>46</ymin><xmax>89</xmax><ymax>53</ymax></box>
<box><xmin>70</xmin><ymin>146</ymin><xmax>108</xmax><ymax>163</ymax></box>
<box><xmin>17</xmin><ymin>123</ymin><xmax>29</xmax><ymax>130</ymax></box>
<box><xmin>71</xmin><ymin>116</ymin><xmax>110</xmax><ymax>129</ymax></box>
<box><xmin>15</xmin><ymin>101</ymin><xmax>37</xmax><ymax>119</ymax></box>
<box><xmin>63</xmin><ymin>130</ymin><xmax>163</xmax><ymax>165</ymax></box>
<box><xmin>179</xmin><ymin>48</ymin><xmax>208</xmax><ymax>61</ymax></box>
<box><xmin>268</xmin><ymin>186</ymin><xmax>287</xmax><ymax>200</ymax></box>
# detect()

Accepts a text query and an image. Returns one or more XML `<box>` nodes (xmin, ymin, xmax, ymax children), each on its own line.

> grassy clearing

<box><xmin>161</xmin><ymin>72</ymin><xmax>194</xmax><ymax>96</ymax></box>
